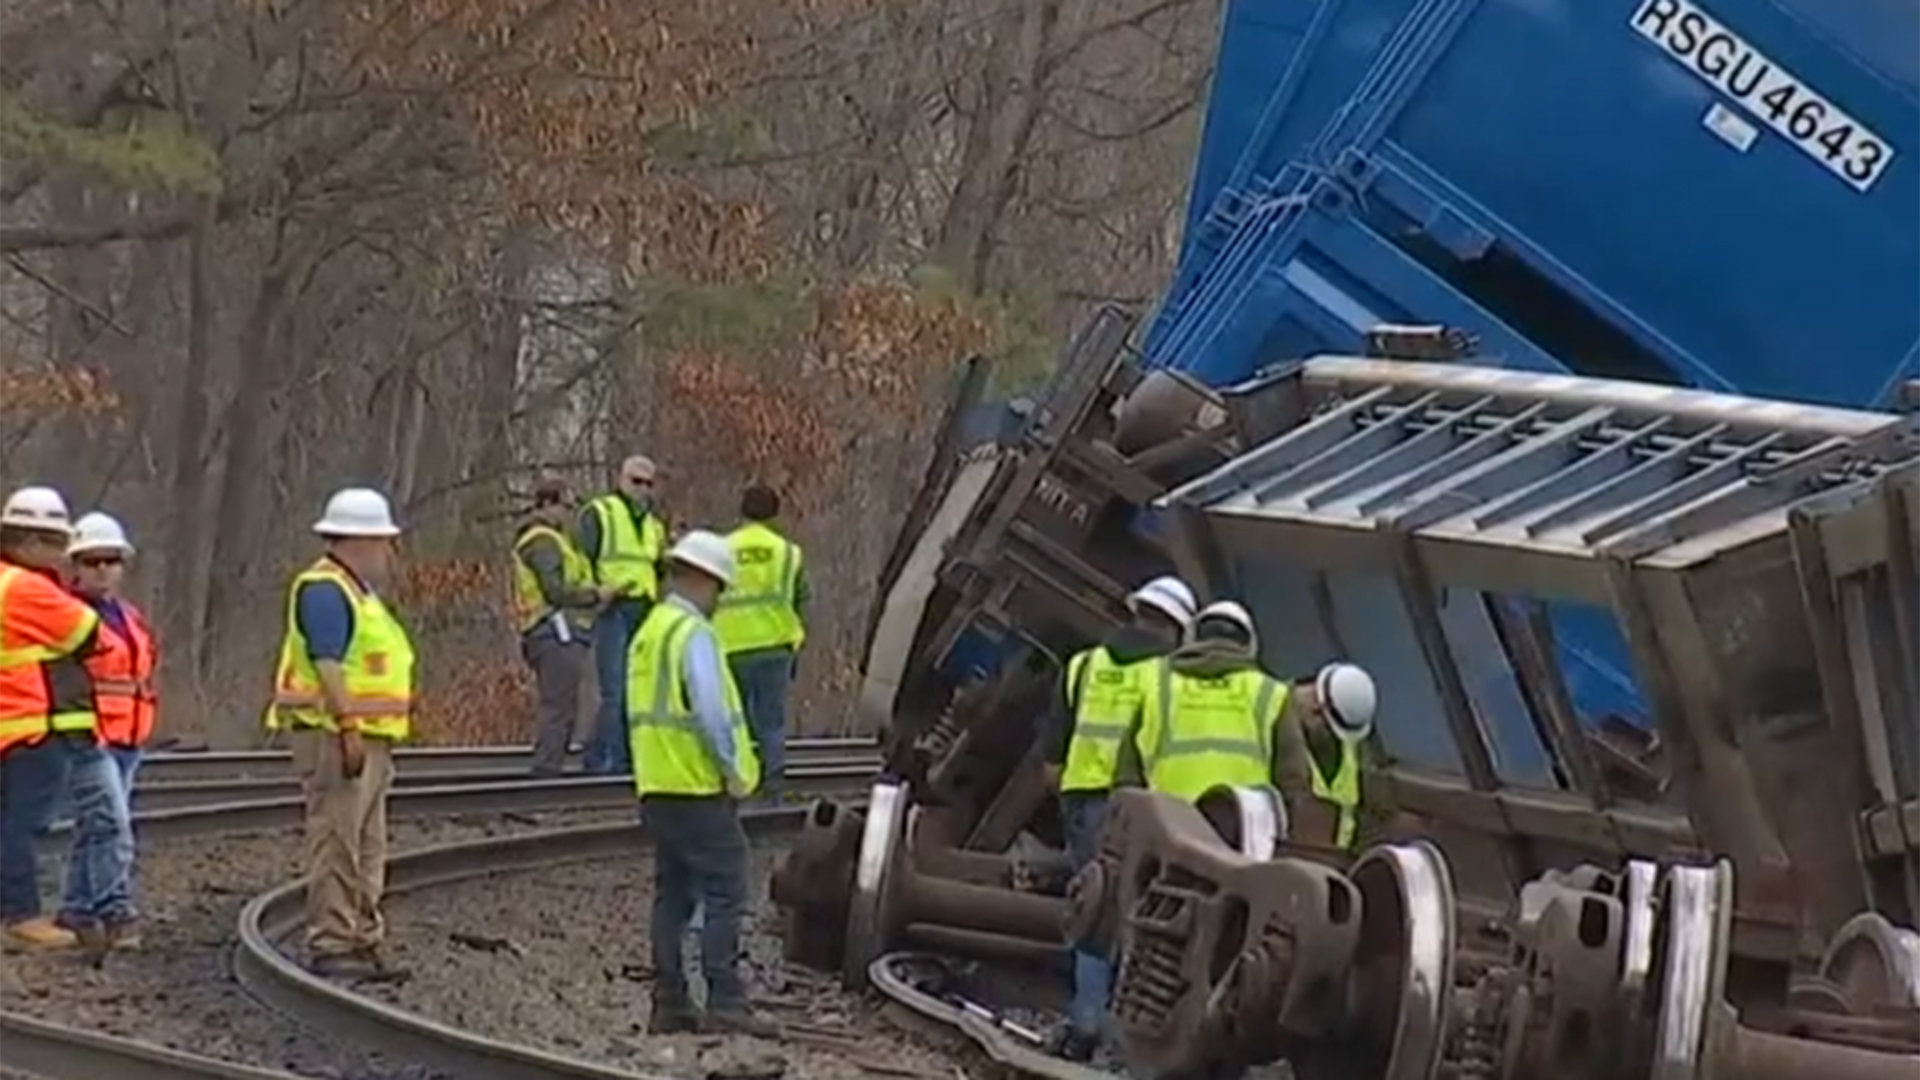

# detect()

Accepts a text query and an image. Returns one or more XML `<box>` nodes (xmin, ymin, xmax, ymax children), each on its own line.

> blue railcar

<box><xmin>1138</xmin><ymin>0</ymin><xmax>1920</xmax><ymax>722</ymax></box>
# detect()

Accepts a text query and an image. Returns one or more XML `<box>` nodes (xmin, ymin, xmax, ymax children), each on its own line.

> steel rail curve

<box><xmin>140</xmin><ymin>737</ymin><xmax>876</xmax><ymax>783</ymax></box>
<box><xmin>233</xmin><ymin>807</ymin><xmax>816</xmax><ymax>1080</ymax></box>
<box><xmin>227</xmin><ymin>795</ymin><xmax>1096</xmax><ymax>1080</ymax></box>
<box><xmin>3</xmin><ymin>767</ymin><xmax>880</xmax><ymax>1080</ymax></box>
<box><xmin>133</xmin><ymin>747</ymin><xmax>882</xmax><ymax>814</ymax></box>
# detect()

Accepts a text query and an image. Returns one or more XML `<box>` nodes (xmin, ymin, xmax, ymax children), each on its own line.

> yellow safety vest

<box><xmin>1059</xmin><ymin>646</ymin><xmax>1151</xmax><ymax>793</ymax></box>
<box><xmin>267</xmin><ymin>559</ymin><xmax>416</xmax><ymax>741</ymax></box>
<box><xmin>1310</xmin><ymin>736</ymin><xmax>1363</xmax><ymax>850</ymax></box>
<box><xmin>587</xmin><ymin>494</ymin><xmax>667</xmax><ymax>601</ymax></box>
<box><xmin>712</xmin><ymin>522</ymin><xmax>805</xmax><ymax>655</ymax></box>
<box><xmin>1136</xmin><ymin>660</ymin><xmax>1285</xmax><ymax>803</ymax></box>
<box><xmin>627</xmin><ymin>602</ymin><xmax>762</xmax><ymax>797</ymax></box>
<box><xmin>512</xmin><ymin>523</ymin><xmax>593</xmax><ymax>633</ymax></box>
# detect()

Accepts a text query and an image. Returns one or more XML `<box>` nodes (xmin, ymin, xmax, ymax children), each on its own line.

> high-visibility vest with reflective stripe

<box><xmin>587</xmin><ymin>495</ymin><xmax>666</xmax><ymax>601</ymax></box>
<box><xmin>0</xmin><ymin>563</ymin><xmax>101</xmax><ymax>755</ymax></box>
<box><xmin>1310</xmin><ymin>736</ymin><xmax>1363</xmax><ymax>850</ymax></box>
<box><xmin>1059</xmin><ymin>646</ymin><xmax>1151</xmax><ymax>793</ymax></box>
<box><xmin>87</xmin><ymin>599</ymin><xmax>157</xmax><ymax>748</ymax></box>
<box><xmin>512</xmin><ymin>524</ymin><xmax>593</xmax><ymax>633</ymax></box>
<box><xmin>712</xmin><ymin>522</ymin><xmax>805</xmax><ymax>655</ymax></box>
<box><xmin>1136</xmin><ymin>660</ymin><xmax>1285</xmax><ymax>803</ymax></box>
<box><xmin>627</xmin><ymin>602</ymin><xmax>761</xmax><ymax>797</ymax></box>
<box><xmin>267</xmin><ymin>559</ymin><xmax>416</xmax><ymax>741</ymax></box>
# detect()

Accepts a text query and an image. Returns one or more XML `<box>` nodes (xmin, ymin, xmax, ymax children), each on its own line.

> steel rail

<box><xmin>4</xmin><ymin>767</ymin><xmax>879</xmax><ymax>1080</ymax></box>
<box><xmin>120</xmin><ymin>760</ymin><xmax>878</xmax><ymax>841</ymax></box>
<box><xmin>133</xmin><ymin>748</ymin><xmax>881</xmax><ymax>813</ymax></box>
<box><xmin>0</xmin><ymin>1012</ymin><xmax>310</xmax><ymax>1080</ymax></box>
<box><xmin>228</xmin><ymin>794</ymin><xmax>1089</xmax><ymax>1080</ymax></box>
<box><xmin>867</xmin><ymin>953</ymin><xmax>1118</xmax><ymax>1080</ymax></box>
<box><xmin>233</xmin><ymin>806</ymin><xmax>820</xmax><ymax>1080</ymax></box>
<box><xmin>140</xmin><ymin>737</ymin><xmax>875</xmax><ymax>783</ymax></box>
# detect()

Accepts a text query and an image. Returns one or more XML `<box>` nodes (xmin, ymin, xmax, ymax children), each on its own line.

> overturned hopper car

<box><xmin>776</xmin><ymin>306</ymin><xmax>1920</xmax><ymax>1079</ymax></box>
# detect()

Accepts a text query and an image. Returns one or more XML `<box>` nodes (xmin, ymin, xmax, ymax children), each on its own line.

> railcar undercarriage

<box><xmin>773</xmin><ymin>309</ymin><xmax>1920</xmax><ymax>1078</ymax></box>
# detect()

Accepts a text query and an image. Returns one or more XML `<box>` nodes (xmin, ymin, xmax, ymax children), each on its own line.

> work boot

<box><xmin>350</xmin><ymin>944</ymin><xmax>411</xmax><ymax>983</ymax></box>
<box><xmin>107</xmin><ymin>917</ymin><xmax>143</xmax><ymax>951</ymax></box>
<box><xmin>2</xmin><ymin>917</ymin><xmax>78</xmax><ymax>952</ymax></box>
<box><xmin>701</xmin><ymin>1006</ymin><xmax>778</xmax><ymax>1039</ymax></box>
<box><xmin>648</xmin><ymin>996</ymin><xmax>701</xmax><ymax>1035</ymax></box>
<box><xmin>1049</xmin><ymin>1027</ymin><xmax>1098</xmax><ymax>1063</ymax></box>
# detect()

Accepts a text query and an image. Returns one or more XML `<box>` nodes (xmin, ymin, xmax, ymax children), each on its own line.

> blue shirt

<box><xmin>664</xmin><ymin>593</ymin><xmax>743</xmax><ymax>788</ymax></box>
<box><xmin>295</xmin><ymin>580</ymin><xmax>355</xmax><ymax>662</ymax></box>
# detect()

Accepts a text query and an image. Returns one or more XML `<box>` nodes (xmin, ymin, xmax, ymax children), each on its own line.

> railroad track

<box><xmin>9</xmin><ymin>763</ymin><xmax>1083</xmax><ymax>1080</ymax></box>
<box><xmin>137</xmin><ymin>736</ymin><xmax>875</xmax><ymax>784</ymax></box>
<box><xmin>1</xmin><ymin>753</ymin><xmax>883</xmax><ymax>1080</ymax></box>
<box><xmin>132</xmin><ymin>742</ymin><xmax>880</xmax><ymax>816</ymax></box>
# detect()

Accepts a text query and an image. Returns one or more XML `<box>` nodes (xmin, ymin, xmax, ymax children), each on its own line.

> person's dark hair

<box><xmin>740</xmin><ymin>484</ymin><xmax>780</xmax><ymax>521</ymax></box>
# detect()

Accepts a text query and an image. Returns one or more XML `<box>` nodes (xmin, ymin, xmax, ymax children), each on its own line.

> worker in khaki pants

<box><xmin>267</xmin><ymin>487</ymin><xmax>414</xmax><ymax>980</ymax></box>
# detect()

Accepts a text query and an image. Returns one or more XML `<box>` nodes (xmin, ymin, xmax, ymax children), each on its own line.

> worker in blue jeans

<box><xmin>712</xmin><ymin>485</ymin><xmax>808</xmax><ymax>802</ymax></box>
<box><xmin>1043</xmin><ymin>575</ymin><xmax>1197</xmax><ymax>1061</ymax></box>
<box><xmin>0</xmin><ymin>486</ymin><xmax>129</xmax><ymax>952</ymax></box>
<box><xmin>576</xmin><ymin>456</ymin><xmax>667</xmax><ymax>775</ymax></box>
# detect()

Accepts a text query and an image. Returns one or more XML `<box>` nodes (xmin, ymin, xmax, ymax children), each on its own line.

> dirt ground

<box><xmin>359</xmin><ymin>846</ymin><xmax>984</xmax><ymax>1080</ymax></box>
<box><xmin>0</xmin><ymin>809</ymin><xmax>631</xmax><ymax>1080</ymax></box>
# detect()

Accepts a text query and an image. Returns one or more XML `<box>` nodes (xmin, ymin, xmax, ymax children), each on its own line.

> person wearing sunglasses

<box><xmin>577</xmin><ymin>455</ymin><xmax>669</xmax><ymax>776</ymax></box>
<box><xmin>57</xmin><ymin>511</ymin><xmax>153</xmax><ymax>949</ymax></box>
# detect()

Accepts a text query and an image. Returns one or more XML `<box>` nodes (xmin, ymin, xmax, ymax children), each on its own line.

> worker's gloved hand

<box><xmin>338</xmin><ymin>729</ymin><xmax>367</xmax><ymax>780</ymax></box>
<box><xmin>725</xmin><ymin>774</ymin><xmax>752</xmax><ymax>800</ymax></box>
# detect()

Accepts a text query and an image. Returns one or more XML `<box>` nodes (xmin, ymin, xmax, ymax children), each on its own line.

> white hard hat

<box><xmin>1</xmin><ymin>486</ymin><xmax>73</xmax><ymax>536</ymax></box>
<box><xmin>1193</xmin><ymin>599</ymin><xmax>1257</xmax><ymax>646</ymax></box>
<box><xmin>69</xmin><ymin>511</ymin><xmax>134</xmax><ymax>556</ymax></box>
<box><xmin>313</xmin><ymin>487</ymin><xmax>402</xmax><ymax>538</ymax></box>
<box><xmin>1316</xmin><ymin>662</ymin><xmax>1377</xmax><ymax>742</ymax></box>
<box><xmin>667</xmin><ymin>529</ymin><xmax>734</xmax><ymax>587</ymax></box>
<box><xmin>1126</xmin><ymin>575</ymin><xmax>1198</xmax><ymax>627</ymax></box>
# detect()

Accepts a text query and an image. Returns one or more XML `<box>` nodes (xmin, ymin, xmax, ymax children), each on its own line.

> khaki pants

<box><xmin>290</xmin><ymin>730</ymin><xmax>394</xmax><ymax>957</ymax></box>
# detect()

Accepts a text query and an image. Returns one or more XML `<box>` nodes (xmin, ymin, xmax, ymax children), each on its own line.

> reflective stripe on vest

<box><xmin>87</xmin><ymin>600</ymin><xmax>158</xmax><ymax>748</ymax></box>
<box><xmin>712</xmin><ymin>522</ymin><xmax>804</xmax><ymax>655</ymax></box>
<box><xmin>1138</xmin><ymin>660</ymin><xmax>1285</xmax><ymax>803</ymax></box>
<box><xmin>1059</xmin><ymin>646</ymin><xmax>1149</xmax><ymax>793</ymax></box>
<box><xmin>0</xmin><ymin>564</ymin><xmax>101</xmax><ymax>755</ymax></box>
<box><xmin>627</xmin><ymin>602</ymin><xmax>762</xmax><ymax>797</ymax></box>
<box><xmin>1310</xmin><ymin>736</ymin><xmax>1363</xmax><ymax>850</ymax></box>
<box><xmin>267</xmin><ymin>559</ymin><xmax>416</xmax><ymax>741</ymax></box>
<box><xmin>588</xmin><ymin>495</ymin><xmax>666</xmax><ymax>600</ymax></box>
<box><xmin>512</xmin><ymin>524</ymin><xmax>594</xmax><ymax>633</ymax></box>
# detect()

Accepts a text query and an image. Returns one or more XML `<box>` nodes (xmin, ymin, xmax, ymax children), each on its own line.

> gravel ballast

<box><xmin>0</xmin><ymin>808</ymin><xmax>632</xmax><ymax>1080</ymax></box>
<box><xmin>360</xmin><ymin>843</ymin><xmax>980</xmax><ymax>1080</ymax></box>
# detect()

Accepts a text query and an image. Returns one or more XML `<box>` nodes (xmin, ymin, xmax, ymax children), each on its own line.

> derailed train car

<box><xmin>773</xmin><ymin>307</ymin><xmax>1920</xmax><ymax>1079</ymax></box>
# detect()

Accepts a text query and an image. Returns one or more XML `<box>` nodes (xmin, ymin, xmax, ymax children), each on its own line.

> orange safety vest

<box><xmin>0</xmin><ymin>561</ymin><xmax>101</xmax><ymax>757</ymax></box>
<box><xmin>86</xmin><ymin>599</ymin><xmax>157</xmax><ymax>748</ymax></box>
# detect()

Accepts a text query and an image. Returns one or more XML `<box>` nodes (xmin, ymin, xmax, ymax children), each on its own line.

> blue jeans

<box><xmin>0</xmin><ymin>736</ymin><xmax>127</xmax><ymax>924</ymax></box>
<box><xmin>586</xmin><ymin>599</ymin><xmax>647</xmax><ymax>775</ymax></box>
<box><xmin>729</xmin><ymin>650</ymin><xmax>793</xmax><ymax>799</ymax></box>
<box><xmin>60</xmin><ymin>745</ymin><xmax>140</xmax><ymax>924</ymax></box>
<box><xmin>1061</xmin><ymin>791</ymin><xmax>1111</xmax><ymax>1039</ymax></box>
<box><xmin>642</xmin><ymin>796</ymin><xmax>748</xmax><ymax>1012</ymax></box>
